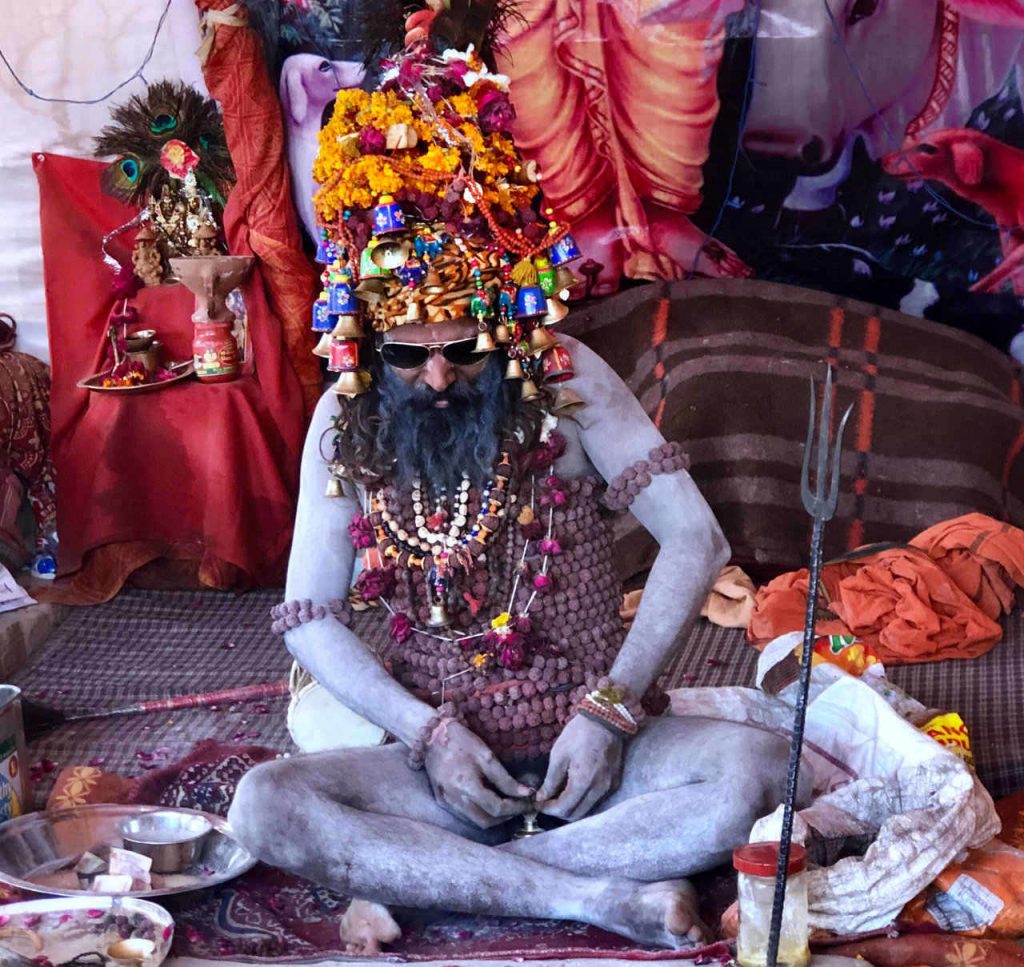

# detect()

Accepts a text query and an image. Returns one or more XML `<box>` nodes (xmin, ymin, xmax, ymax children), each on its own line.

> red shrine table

<box><xmin>34</xmin><ymin>154</ymin><xmax>309</xmax><ymax>603</ymax></box>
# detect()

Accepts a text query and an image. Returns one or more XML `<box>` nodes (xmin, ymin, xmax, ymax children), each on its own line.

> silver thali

<box><xmin>0</xmin><ymin>804</ymin><xmax>255</xmax><ymax>899</ymax></box>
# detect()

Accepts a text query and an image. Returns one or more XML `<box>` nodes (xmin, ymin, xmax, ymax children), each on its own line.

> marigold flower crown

<box><xmin>309</xmin><ymin>36</ymin><xmax>582</xmax><ymax>406</ymax></box>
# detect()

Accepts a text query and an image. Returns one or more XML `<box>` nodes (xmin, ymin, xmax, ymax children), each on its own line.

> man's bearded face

<box><xmin>376</xmin><ymin>324</ymin><xmax>506</xmax><ymax>495</ymax></box>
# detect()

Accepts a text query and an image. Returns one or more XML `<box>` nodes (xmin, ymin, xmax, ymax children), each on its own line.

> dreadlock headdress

<box><xmin>309</xmin><ymin>1</ymin><xmax>584</xmax><ymax>404</ymax></box>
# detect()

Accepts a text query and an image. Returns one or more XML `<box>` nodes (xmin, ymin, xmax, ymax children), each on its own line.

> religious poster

<box><xmin>251</xmin><ymin>0</ymin><xmax>1024</xmax><ymax>352</ymax></box>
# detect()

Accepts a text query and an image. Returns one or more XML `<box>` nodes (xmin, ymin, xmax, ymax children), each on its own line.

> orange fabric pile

<box><xmin>748</xmin><ymin>514</ymin><xmax>1024</xmax><ymax>664</ymax></box>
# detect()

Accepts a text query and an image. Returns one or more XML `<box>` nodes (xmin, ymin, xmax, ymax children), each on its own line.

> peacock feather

<box><xmin>93</xmin><ymin>80</ymin><xmax>234</xmax><ymax>208</ymax></box>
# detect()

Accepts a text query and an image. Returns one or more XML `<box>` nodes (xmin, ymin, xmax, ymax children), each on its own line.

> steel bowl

<box><xmin>118</xmin><ymin>811</ymin><xmax>212</xmax><ymax>873</ymax></box>
<box><xmin>0</xmin><ymin>803</ymin><xmax>254</xmax><ymax>898</ymax></box>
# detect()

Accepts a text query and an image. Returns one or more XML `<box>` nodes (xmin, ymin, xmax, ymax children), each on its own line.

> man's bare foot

<box><xmin>645</xmin><ymin>205</ymin><xmax>751</xmax><ymax>280</ymax></box>
<box><xmin>599</xmin><ymin>878</ymin><xmax>709</xmax><ymax>948</ymax></box>
<box><xmin>340</xmin><ymin>899</ymin><xmax>402</xmax><ymax>954</ymax></box>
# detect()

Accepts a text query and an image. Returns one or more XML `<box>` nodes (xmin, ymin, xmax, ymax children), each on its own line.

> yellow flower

<box><xmin>491</xmin><ymin>612</ymin><xmax>511</xmax><ymax>630</ymax></box>
<box><xmin>471</xmin><ymin>653</ymin><xmax>489</xmax><ymax>669</ymax></box>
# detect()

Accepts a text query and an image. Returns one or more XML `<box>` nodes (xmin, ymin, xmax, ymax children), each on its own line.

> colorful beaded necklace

<box><xmin>369</xmin><ymin>449</ymin><xmax>515</xmax><ymax>627</ymax></box>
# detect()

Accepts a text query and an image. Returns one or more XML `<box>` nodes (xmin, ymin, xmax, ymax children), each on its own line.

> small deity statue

<box><xmin>131</xmin><ymin>224</ymin><xmax>165</xmax><ymax>287</ymax></box>
<box><xmin>192</xmin><ymin>223</ymin><xmax>219</xmax><ymax>257</ymax></box>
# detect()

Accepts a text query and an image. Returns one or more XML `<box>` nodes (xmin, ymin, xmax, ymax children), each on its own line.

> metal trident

<box><xmin>766</xmin><ymin>366</ymin><xmax>852</xmax><ymax>967</ymax></box>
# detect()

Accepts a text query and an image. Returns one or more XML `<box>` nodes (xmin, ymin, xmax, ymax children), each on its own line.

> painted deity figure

<box><xmin>497</xmin><ymin>0</ymin><xmax>752</xmax><ymax>295</ymax></box>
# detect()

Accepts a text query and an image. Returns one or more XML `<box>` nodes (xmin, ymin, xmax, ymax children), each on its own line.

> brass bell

<box><xmin>505</xmin><ymin>357</ymin><xmax>524</xmax><ymax>380</ymax></box>
<box><xmin>370</xmin><ymin>238</ymin><xmax>412</xmax><ymax>270</ymax></box>
<box><xmin>528</xmin><ymin>325</ymin><xmax>558</xmax><ymax>356</ymax></box>
<box><xmin>520</xmin><ymin>378</ymin><xmax>542</xmax><ymax>402</ymax></box>
<box><xmin>427</xmin><ymin>602</ymin><xmax>449</xmax><ymax>628</ymax></box>
<box><xmin>313</xmin><ymin>332</ymin><xmax>334</xmax><ymax>358</ymax></box>
<box><xmin>332</xmin><ymin>369</ymin><xmax>371</xmax><ymax>397</ymax></box>
<box><xmin>552</xmin><ymin>387</ymin><xmax>586</xmax><ymax>412</ymax></box>
<box><xmin>474</xmin><ymin>326</ymin><xmax>497</xmax><ymax>353</ymax></box>
<box><xmin>354</xmin><ymin>278</ymin><xmax>387</xmax><ymax>303</ymax></box>
<box><xmin>331</xmin><ymin>314</ymin><xmax>364</xmax><ymax>340</ymax></box>
<box><xmin>494</xmin><ymin>322</ymin><xmax>511</xmax><ymax>345</ymax></box>
<box><xmin>405</xmin><ymin>298</ymin><xmax>424</xmax><ymax>323</ymax></box>
<box><xmin>553</xmin><ymin>265</ymin><xmax>584</xmax><ymax>298</ymax></box>
<box><xmin>540</xmin><ymin>296</ymin><xmax>569</xmax><ymax>327</ymax></box>
<box><xmin>325</xmin><ymin>476</ymin><xmax>344</xmax><ymax>498</ymax></box>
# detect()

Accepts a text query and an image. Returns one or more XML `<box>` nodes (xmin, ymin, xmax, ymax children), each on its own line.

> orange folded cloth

<box><xmin>749</xmin><ymin>514</ymin><xmax>1024</xmax><ymax>665</ymax></box>
<box><xmin>620</xmin><ymin>565</ymin><xmax>757</xmax><ymax>631</ymax></box>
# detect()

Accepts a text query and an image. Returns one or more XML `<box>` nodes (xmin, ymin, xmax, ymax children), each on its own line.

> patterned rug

<box><xmin>10</xmin><ymin>588</ymin><xmax>1024</xmax><ymax>961</ymax></box>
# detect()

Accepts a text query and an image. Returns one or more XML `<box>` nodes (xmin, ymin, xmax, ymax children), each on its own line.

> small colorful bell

<box><xmin>528</xmin><ymin>325</ymin><xmax>558</xmax><ymax>355</ymax></box>
<box><xmin>405</xmin><ymin>298</ymin><xmax>424</xmax><ymax>323</ymax></box>
<box><xmin>535</xmin><ymin>256</ymin><xmax>557</xmax><ymax>297</ymax></box>
<box><xmin>520</xmin><ymin>378</ymin><xmax>542</xmax><ymax>402</ymax></box>
<box><xmin>539</xmin><ymin>296</ymin><xmax>569</xmax><ymax>327</ymax></box>
<box><xmin>312</xmin><ymin>296</ymin><xmax>333</xmax><ymax>332</ymax></box>
<box><xmin>549</xmin><ymin>233</ymin><xmax>582</xmax><ymax>266</ymax></box>
<box><xmin>359</xmin><ymin>246</ymin><xmax>389</xmax><ymax>280</ymax></box>
<box><xmin>328</xmin><ymin>338</ymin><xmax>361</xmax><ymax>374</ymax></box>
<box><xmin>315</xmin><ymin>231</ymin><xmax>333</xmax><ymax>264</ymax></box>
<box><xmin>372</xmin><ymin>194</ymin><xmax>406</xmax><ymax>235</ymax></box>
<box><xmin>474</xmin><ymin>324</ymin><xmax>496</xmax><ymax>353</ymax></box>
<box><xmin>553</xmin><ymin>265</ymin><xmax>584</xmax><ymax>295</ymax></box>
<box><xmin>370</xmin><ymin>238</ymin><xmax>413</xmax><ymax>271</ymax></box>
<box><xmin>427</xmin><ymin>602</ymin><xmax>450</xmax><ymax>628</ymax></box>
<box><xmin>552</xmin><ymin>387</ymin><xmax>586</xmax><ymax>412</ymax></box>
<box><xmin>328</xmin><ymin>280</ymin><xmax>359</xmax><ymax>315</ymax></box>
<box><xmin>331</xmin><ymin>314</ymin><xmax>364</xmax><ymax>340</ymax></box>
<box><xmin>514</xmin><ymin>284</ymin><xmax>547</xmax><ymax>319</ymax></box>
<box><xmin>332</xmin><ymin>369</ymin><xmax>371</xmax><ymax>397</ymax></box>
<box><xmin>541</xmin><ymin>344</ymin><xmax>575</xmax><ymax>383</ymax></box>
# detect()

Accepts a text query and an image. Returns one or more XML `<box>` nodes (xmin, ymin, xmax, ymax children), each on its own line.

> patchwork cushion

<box><xmin>565</xmin><ymin>280</ymin><xmax>1024</xmax><ymax>579</ymax></box>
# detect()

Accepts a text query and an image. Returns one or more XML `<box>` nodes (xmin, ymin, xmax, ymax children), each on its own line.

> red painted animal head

<box><xmin>881</xmin><ymin>128</ymin><xmax>990</xmax><ymax>189</ymax></box>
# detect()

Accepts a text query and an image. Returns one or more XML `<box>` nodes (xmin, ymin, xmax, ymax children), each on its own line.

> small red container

<box><xmin>192</xmin><ymin>321</ymin><xmax>239</xmax><ymax>383</ymax></box>
<box><xmin>541</xmin><ymin>344</ymin><xmax>574</xmax><ymax>383</ymax></box>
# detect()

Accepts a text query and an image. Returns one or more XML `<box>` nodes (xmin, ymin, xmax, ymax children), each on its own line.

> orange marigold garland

<box><xmin>310</xmin><ymin>20</ymin><xmax>586</xmax><ymax>409</ymax></box>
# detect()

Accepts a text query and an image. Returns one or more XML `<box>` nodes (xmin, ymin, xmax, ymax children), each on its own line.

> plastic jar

<box><xmin>192</xmin><ymin>321</ymin><xmax>239</xmax><ymax>383</ymax></box>
<box><xmin>732</xmin><ymin>842</ymin><xmax>810</xmax><ymax>967</ymax></box>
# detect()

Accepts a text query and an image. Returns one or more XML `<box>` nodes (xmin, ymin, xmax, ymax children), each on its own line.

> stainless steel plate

<box><xmin>0</xmin><ymin>804</ymin><xmax>255</xmax><ymax>898</ymax></box>
<box><xmin>0</xmin><ymin>895</ymin><xmax>173</xmax><ymax>966</ymax></box>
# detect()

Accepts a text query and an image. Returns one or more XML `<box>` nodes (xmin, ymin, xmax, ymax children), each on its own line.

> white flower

<box><xmin>441</xmin><ymin>44</ymin><xmax>475</xmax><ymax>64</ymax></box>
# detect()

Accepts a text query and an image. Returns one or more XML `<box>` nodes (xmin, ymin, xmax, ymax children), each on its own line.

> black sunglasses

<box><xmin>378</xmin><ymin>338</ymin><xmax>485</xmax><ymax>370</ymax></box>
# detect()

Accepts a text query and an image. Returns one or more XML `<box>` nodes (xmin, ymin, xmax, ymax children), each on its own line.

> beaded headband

<box><xmin>309</xmin><ymin>31</ymin><xmax>582</xmax><ymax>406</ymax></box>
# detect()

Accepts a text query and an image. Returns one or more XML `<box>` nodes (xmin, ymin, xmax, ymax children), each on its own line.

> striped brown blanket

<box><xmin>565</xmin><ymin>280</ymin><xmax>1024</xmax><ymax>579</ymax></box>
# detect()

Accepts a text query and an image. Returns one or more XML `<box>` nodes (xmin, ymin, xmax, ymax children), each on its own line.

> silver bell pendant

<box><xmin>427</xmin><ymin>602</ymin><xmax>450</xmax><ymax>629</ymax></box>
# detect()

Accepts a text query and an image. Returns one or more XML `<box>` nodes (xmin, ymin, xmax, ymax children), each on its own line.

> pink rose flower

<box><xmin>355</xmin><ymin>567</ymin><xmax>395</xmax><ymax>602</ymax></box>
<box><xmin>348</xmin><ymin>512</ymin><xmax>375</xmax><ymax>549</ymax></box>
<box><xmin>477</xmin><ymin>88</ymin><xmax>516</xmax><ymax>134</ymax></box>
<box><xmin>358</xmin><ymin>127</ymin><xmax>386</xmax><ymax>155</ymax></box>
<box><xmin>390</xmin><ymin>612</ymin><xmax>414</xmax><ymax>644</ymax></box>
<box><xmin>159</xmin><ymin>139</ymin><xmax>200</xmax><ymax>178</ymax></box>
<box><xmin>499</xmin><ymin>640</ymin><xmax>525</xmax><ymax>670</ymax></box>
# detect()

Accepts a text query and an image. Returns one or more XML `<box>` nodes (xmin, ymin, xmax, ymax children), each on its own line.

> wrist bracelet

<box><xmin>407</xmin><ymin>702</ymin><xmax>461</xmax><ymax>770</ymax></box>
<box><xmin>573</xmin><ymin>678</ymin><xmax>646</xmax><ymax>738</ymax></box>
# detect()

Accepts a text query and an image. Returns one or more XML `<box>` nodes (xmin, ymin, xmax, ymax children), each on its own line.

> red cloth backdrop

<box><xmin>33</xmin><ymin>154</ymin><xmax>307</xmax><ymax>603</ymax></box>
<box><xmin>194</xmin><ymin>0</ymin><xmax>321</xmax><ymax>413</ymax></box>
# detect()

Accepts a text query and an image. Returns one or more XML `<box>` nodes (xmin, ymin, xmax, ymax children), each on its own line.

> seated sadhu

<box><xmin>229</xmin><ymin>9</ymin><xmax>795</xmax><ymax>952</ymax></box>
